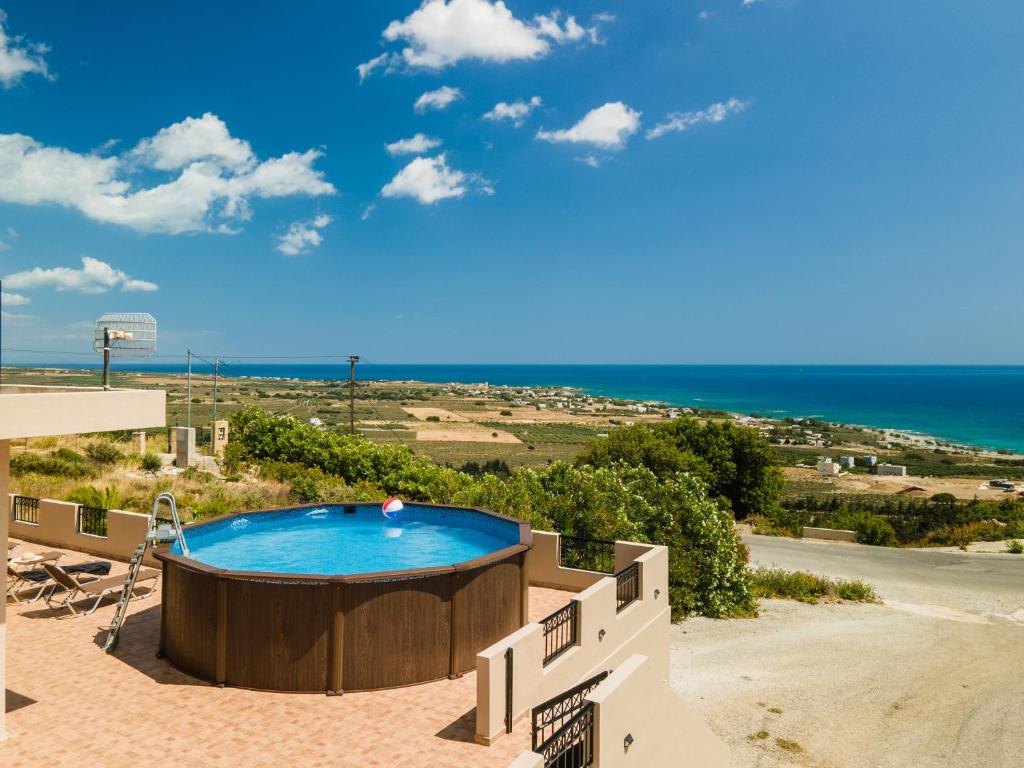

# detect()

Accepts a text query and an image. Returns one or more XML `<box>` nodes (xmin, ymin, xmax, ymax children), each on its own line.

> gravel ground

<box><xmin>669</xmin><ymin>538</ymin><xmax>1024</xmax><ymax>767</ymax></box>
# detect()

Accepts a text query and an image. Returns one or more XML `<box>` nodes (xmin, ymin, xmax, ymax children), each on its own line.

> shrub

<box><xmin>425</xmin><ymin>415</ymin><xmax>441</xmax><ymax>422</ymax></box>
<box><xmin>749</xmin><ymin>567</ymin><xmax>878</xmax><ymax>604</ymax></box>
<box><xmin>140</xmin><ymin>453</ymin><xmax>163</xmax><ymax>474</ymax></box>
<box><xmin>85</xmin><ymin>441</ymin><xmax>124</xmax><ymax>465</ymax></box>
<box><xmin>499</xmin><ymin>410</ymin><xmax>513</xmax><ymax>416</ymax></box>
<box><xmin>1007</xmin><ymin>539</ymin><xmax>1023</xmax><ymax>554</ymax></box>
<box><xmin>851</xmin><ymin>514</ymin><xmax>898</xmax><ymax>547</ymax></box>
<box><xmin>10</xmin><ymin>450</ymin><xmax>97</xmax><ymax>479</ymax></box>
<box><xmin>66</xmin><ymin>485</ymin><xmax>125</xmax><ymax>510</ymax></box>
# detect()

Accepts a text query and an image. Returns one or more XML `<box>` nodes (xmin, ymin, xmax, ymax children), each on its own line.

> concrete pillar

<box><xmin>175</xmin><ymin>426</ymin><xmax>196</xmax><ymax>469</ymax></box>
<box><xmin>1</xmin><ymin>438</ymin><xmax>10</xmax><ymax>741</ymax></box>
<box><xmin>211</xmin><ymin>419</ymin><xmax>229</xmax><ymax>457</ymax></box>
<box><xmin>132</xmin><ymin>430</ymin><xmax>146</xmax><ymax>455</ymax></box>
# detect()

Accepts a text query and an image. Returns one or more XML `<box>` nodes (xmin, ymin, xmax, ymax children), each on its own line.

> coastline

<box><xmin>3</xmin><ymin>362</ymin><xmax>1023</xmax><ymax>456</ymax></box>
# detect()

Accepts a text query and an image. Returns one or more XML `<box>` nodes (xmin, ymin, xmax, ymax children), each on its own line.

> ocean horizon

<box><xmin>8</xmin><ymin>362</ymin><xmax>1024</xmax><ymax>454</ymax></box>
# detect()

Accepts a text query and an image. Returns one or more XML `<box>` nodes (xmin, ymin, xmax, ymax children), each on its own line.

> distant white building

<box><xmin>877</xmin><ymin>463</ymin><xmax>907</xmax><ymax>476</ymax></box>
<box><xmin>816</xmin><ymin>458</ymin><xmax>841</xmax><ymax>476</ymax></box>
<box><xmin>860</xmin><ymin>455</ymin><xmax>878</xmax><ymax>467</ymax></box>
<box><xmin>308</xmin><ymin>417</ymin><xmax>323</xmax><ymax>427</ymax></box>
<box><xmin>838</xmin><ymin>455</ymin><xmax>856</xmax><ymax>469</ymax></box>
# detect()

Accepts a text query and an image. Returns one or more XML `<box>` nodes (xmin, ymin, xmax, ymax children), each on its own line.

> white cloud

<box><xmin>356</xmin><ymin>52</ymin><xmax>393</xmax><ymax>83</ymax></box>
<box><xmin>0</xmin><ymin>10</ymin><xmax>51</xmax><ymax>89</ymax></box>
<box><xmin>698</xmin><ymin>10</ymin><xmax>714</xmax><ymax>20</ymax></box>
<box><xmin>381</xmin><ymin>154</ymin><xmax>479</xmax><ymax>204</ymax></box>
<box><xmin>576</xmin><ymin>155</ymin><xmax>600</xmax><ymax>168</ymax></box>
<box><xmin>536</xmin><ymin>102</ymin><xmax>641</xmax><ymax>149</ymax></box>
<box><xmin>129</xmin><ymin>112</ymin><xmax>254</xmax><ymax>172</ymax></box>
<box><xmin>0</xmin><ymin>115</ymin><xmax>335</xmax><ymax>234</ymax></box>
<box><xmin>366</xmin><ymin>0</ymin><xmax>607</xmax><ymax>72</ymax></box>
<box><xmin>1</xmin><ymin>291</ymin><xmax>29</xmax><ymax>305</ymax></box>
<box><xmin>386</xmin><ymin>133</ymin><xmax>443</xmax><ymax>155</ymax></box>
<box><xmin>0</xmin><ymin>225</ymin><xmax>14</xmax><ymax>251</ymax></box>
<box><xmin>414</xmin><ymin>85</ymin><xmax>463</xmax><ymax>113</ymax></box>
<box><xmin>360</xmin><ymin>202</ymin><xmax>376</xmax><ymax>221</ymax></box>
<box><xmin>483</xmin><ymin>96</ymin><xmax>541</xmax><ymax>126</ymax></box>
<box><xmin>646</xmin><ymin>98</ymin><xmax>749</xmax><ymax>140</ymax></box>
<box><xmin>742</xmin><ymin>0</ymin><xmax>764</xmax><ymax>6</ymax></box>
<box><xmin>4</xmin><ymin>256</ymin><xmax>159</xmax><ymax>294</ymax></box>
<box><xmin>276</xmin><ymin>214</ymin><xmax>333</xmax><ymax>255</ymax></box>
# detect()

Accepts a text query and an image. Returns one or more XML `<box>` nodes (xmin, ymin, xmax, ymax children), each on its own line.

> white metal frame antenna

<box><xmin>93</xmin><ymin>312</ymin><xmax>157</xmax><ymax>389</ymax></box>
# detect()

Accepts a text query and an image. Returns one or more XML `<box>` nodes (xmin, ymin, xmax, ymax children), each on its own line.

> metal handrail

<box><xmin>149</xmin><ymin>491</ymin><xmax>188</xmax><ymax>555</ymax></box>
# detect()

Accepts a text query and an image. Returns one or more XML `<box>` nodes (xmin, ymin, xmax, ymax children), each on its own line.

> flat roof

<box><xmin>0</xmin><ymin>385</ymin><xmax>165</xmax><ymax>439</ymax></box>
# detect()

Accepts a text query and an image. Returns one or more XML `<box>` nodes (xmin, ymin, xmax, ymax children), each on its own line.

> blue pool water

<box><xmin>171</xmin><ymin>504</ymin><xmax>521</xmax><ymax>575</ymax></box>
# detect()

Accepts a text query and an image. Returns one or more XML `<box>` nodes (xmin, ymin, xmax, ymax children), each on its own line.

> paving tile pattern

<box><xmin>2</xmin><ymin>541</ymin><xmax>571</xmax><ymax>768</ymax></box>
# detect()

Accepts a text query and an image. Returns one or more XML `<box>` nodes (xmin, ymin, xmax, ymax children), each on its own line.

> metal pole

<box><xmin>211</xmin><ymin>356</ymin><xmax>219</xmax><ymax>452</ymax></box>
<box><xmin>186</xmin><ymin>349</ymin><xmax>192</xmax><ymax>429</ymax></box>
<box><xmin>348</xmin><ymin>355</ymin><xmax>359</xmax><ymax>434</ymax></box>
<box><xmin>102</xmin><ymin>327</ymin><xmax>111</xmax><ymax>390</ymax></box>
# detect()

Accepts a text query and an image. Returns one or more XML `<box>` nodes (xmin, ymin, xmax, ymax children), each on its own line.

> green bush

<box><xmin>66</xmin><ymin>484</ymin><xmax>125</xmax><ymax>510</ymax></box>
<box><xmin>749</xmin><ymin>567</ymin><xmax>878</xmax><ymax>604</ymax></box>
<box><xmin>851</xmin><ymin>514</ymin><xmax>898</xmax><ymax>547</ymax></box>
<box><xmin>1006</xmin><ymin>539</ymin><xmax>1023</xmax><ymax>554</ymax></box>
<box><xmin>85</xmin><ymin>441</ymin><xmax>124</xmax><ymax>465</ymax></box>
<box><xmin>11</xmin><ymin>450</ymin><xmax>97</xmax><ymax>479</ymax></box>
<box><xmin>140</xmin><ymin>453</ymin><xmax>163</xmax><ymax>474</ymax></box>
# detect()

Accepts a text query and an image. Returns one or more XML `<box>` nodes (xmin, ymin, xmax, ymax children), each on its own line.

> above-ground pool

<box><xmin>172</xmin><ymin>504</ymin><xmax>522</xmax><ymax>575</ymax></box>
<box><xmin>156</xmin><ymin>502</ymin><xmax>531</xmax><ymax>693</ymax></box>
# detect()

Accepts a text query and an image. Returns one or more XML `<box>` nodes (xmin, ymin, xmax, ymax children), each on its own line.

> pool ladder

<box><xmin>102</xmin><ymin>493</ymin><xmax>188</xmax><ymax>653</ymax></box>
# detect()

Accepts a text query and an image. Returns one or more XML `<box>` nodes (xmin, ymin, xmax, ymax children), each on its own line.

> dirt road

<box><xmin>670</xmin><ymin>537</ymin><xmax>1024</xmax><ymax>767</ymax></box>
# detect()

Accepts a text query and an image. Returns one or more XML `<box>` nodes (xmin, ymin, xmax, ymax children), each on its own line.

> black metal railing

<box><xmin>559</xmin><ymin>535</ymin><xmax>615</xmax><ymax>574</ymax></box>
<box><xmin>12</xmin><ymin>495</ymin><xmax>40</xmax><ymax>524</ymax></box>
<box><xmin>615</xmin><ymin>562</ymin><xmax>640</xmax><ymax>613</ymax></box>
<box><xmin>77</xmin><ymin>505</ymin><xmax>109</xmax><ymax>537</ymax></box>
<box><xmin>542</xmin><ymin>600</ymin><xmax>579</xmax><ymax>665</ymax></box>
<box><xmin>532</xmin><ymin>670</ymin><xmax>608</xmax><ymax>750</ymax></box>
<box><xmin>538</xmin><ymin>701</ymin><xmax>596</xmax><ymax>768</ymax></box>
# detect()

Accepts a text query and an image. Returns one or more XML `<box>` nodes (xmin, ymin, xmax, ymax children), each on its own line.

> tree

<box><xmin>577</xmin><ymin>416</ymin><xmax>783</xmax><ymax>518</ymax></box>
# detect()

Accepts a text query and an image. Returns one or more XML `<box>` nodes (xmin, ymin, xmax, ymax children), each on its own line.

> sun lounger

<box><xmin>7</xmin><ymin>564</ymin><xmax>54</xmax><ymax>604</ymax></box>
<box><xmin>42</xmin><ymin>563</ymin><xmax>160</xmax><ymax>617</ymax></box>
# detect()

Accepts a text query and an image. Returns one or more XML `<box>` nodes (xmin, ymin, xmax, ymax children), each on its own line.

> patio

<box><xmin>3</xmin><ymin>540</ymin><xmax>573</xmax><ymax>768</ymax></box>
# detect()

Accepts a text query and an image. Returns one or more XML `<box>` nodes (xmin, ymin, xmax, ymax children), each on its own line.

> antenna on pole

<box><xmin>93</xmin><ymin>313</ymin><xmax>157</xmax><ymax>390</ymax></box>
<box><xmin>348</xmin><ymin>355</ymin><xmax>359</xmax><ymax>434</ymax></box>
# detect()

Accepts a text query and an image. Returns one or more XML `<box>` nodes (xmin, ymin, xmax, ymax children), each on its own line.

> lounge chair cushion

<box><xmin>19</xmin><ymin>561</ymin><xmax>111</xmax><ymax>583</ymax></box>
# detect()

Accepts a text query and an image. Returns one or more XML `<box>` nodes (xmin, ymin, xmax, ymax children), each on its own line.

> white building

<box><xmin>838</xmin><ymin>455</ymin><xmax>856</xmax><ymax>469</ymax></box>
<box><xmin>877</xmin><ymin>463</ymin><xmax>907</xmax><ymax>476</ymax></box>
<box><xmin>816</xmin><ymin>458</ymin><xmax>841</xmax><ymax>476</ymax></box>
<box><xmin>860</xmin><ymin>455</ymin><xmax>878</xmax><ymax>467</ymax></box>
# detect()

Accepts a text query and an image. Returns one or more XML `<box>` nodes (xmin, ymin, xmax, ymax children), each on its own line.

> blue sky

<box><xmin>0</xmin><ymin>0</ymin><xmax>1021</xmax><ymax>365</ymax></box>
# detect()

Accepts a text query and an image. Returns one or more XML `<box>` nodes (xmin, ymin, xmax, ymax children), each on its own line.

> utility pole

<box><xmin>348</xmin><ymin>355</ymin><xmax>359</xmax><ymax>434</ymax></box>
<box><xmin>101</xmin><ymin>327</ymin><xmax>112</xmax><ymax>390</ymax></box>
<box><xmin>186</xmin><ymin>349</ymin><xmax>192</xmax><ymax>429</ymax></box>
<box><xmin>211</xmin><ymin>356</ymin><xmax>220</xmax><ymax>452</ymax></box>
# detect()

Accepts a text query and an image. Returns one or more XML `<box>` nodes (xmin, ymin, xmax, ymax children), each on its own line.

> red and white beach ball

<box><xmin>382</xmin><ymin>498</ymin><xmax>404</xmax><ymax>517</ymax></box>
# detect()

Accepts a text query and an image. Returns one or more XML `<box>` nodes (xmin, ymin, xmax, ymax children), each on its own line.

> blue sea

<box><xmin>13</xmin><ymin>362</ymin><xmax>1024</xmax><ymax>453</ymax></box>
